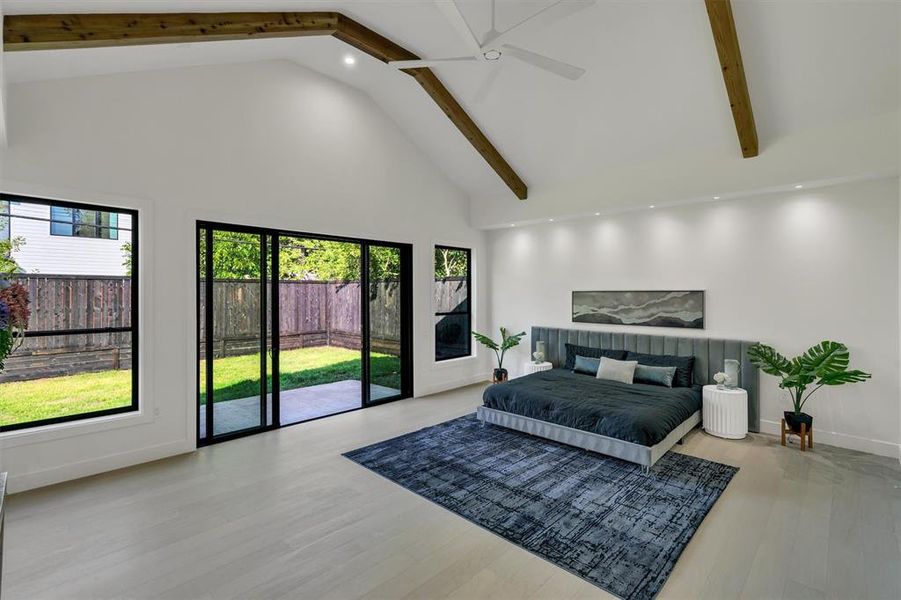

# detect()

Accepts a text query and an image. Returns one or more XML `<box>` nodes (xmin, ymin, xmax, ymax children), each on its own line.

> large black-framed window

<box><xmin>434</xmin><ymin>245</ymin><xmax>471</xmax><ymax>361</ymax></box>
<box><xmin>0</xmin><ymin>194</ymin><xmax>138</xmax><ymax>433</ymax></box>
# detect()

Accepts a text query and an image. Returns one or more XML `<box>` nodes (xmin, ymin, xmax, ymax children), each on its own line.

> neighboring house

<box><xmin>1</xmin><ymin>200</ymin><xmax>131</xmax><ymax>277</ymax></box>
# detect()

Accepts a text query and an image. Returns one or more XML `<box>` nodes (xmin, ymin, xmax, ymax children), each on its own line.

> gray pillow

<box><xmin>573</xmin><ymin>355</ymin><xmax>601</xmax><ymax>376</ymax></box>
<box><xmin>625</xmin><ymin>352</ymin><xmax>695</xmax><ymax>387</ymax></box>
<box><xmin>634</xmin><ymin>364</ymin><xmax>676</xmax><ymax>387</ymax></box>
<box><xmin>563</xmin><ymin>344</ymin><xmax>628</xmax><ymax>370</ymax></box>
<box><xmin>596</xmin><ymin>357</ymin><xmax>638</xmax><ymax>384</ymax></box>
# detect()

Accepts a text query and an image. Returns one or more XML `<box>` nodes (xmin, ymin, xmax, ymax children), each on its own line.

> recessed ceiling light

<box><xmin>343</xmin><ymin>55</ymin><xmax>356</xmax><ymax>66</ymax></box>
<box><xmin>509</xmin><ymin>224</ymin><xmax>515</xmax><ymax>227</ymax></box>
<box><xmin>549</xmin><ymin>218</ymin><xmax>555</xmax><ymax>222</ymax></box>
<box><xmin>713</xmin><ymin>196</ymin><xmax>721</xmax><ymax>200</ymax></box>
<box><xmin>794</xmin><ymin>184</ymin><xmax>803</xmax><ymax>189</ymax></box>
<box><xmin>594</xmin><ymin>212</ymin><xmax>601</xmax><ymax>216</ymax></box>
<box><xmin>649</xmin><ymin>205</ymin><xmax>656</xmax><ymax>209</ymax></box>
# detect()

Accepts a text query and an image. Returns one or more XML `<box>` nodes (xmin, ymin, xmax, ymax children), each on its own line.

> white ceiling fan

<box><xmin>390</xmin><ymin>0</ymin><xmax>593</xmax><ymax>99</ymax></box>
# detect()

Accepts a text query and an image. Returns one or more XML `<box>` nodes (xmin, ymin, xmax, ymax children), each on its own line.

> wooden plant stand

<box><xmin>781</xmin><ymin>418</ymin><xmax>813</xmax><ymax>451</ymax></box>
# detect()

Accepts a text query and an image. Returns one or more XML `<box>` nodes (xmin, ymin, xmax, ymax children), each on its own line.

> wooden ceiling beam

<box><xmin>3</xmin><ymin>11</ymin><xmax>527</xmax><ymax>199</ymax></box>
<box><xmin>704</xmin><ymin>0</ymin><xmax>758</xmax><ymax>158</ymax></box>
<box><xmin>2</xmin><ymin>13</ymin><xmax>340</xmax><ymax>51</ymax></box>
<box><xmin>332</xmin><ymin>14</ymin><xmax>417</xmax><ymax>63</ymax></box>
<box><xmin>330</xmin><ymin>16</ymin><xmax>526</xmax><ymax>199</ymax></box>
<box><xmin>407</xmin><ymin>68</ymin><xmax>527</xmax><ymax>200</ymax></box>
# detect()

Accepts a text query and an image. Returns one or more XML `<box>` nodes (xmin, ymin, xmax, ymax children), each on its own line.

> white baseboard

<box><xmin>6</xmin><ymin>439</ymin><xmax>193</xmax><ymax>494</ymax></box>
<box><xmin>6</xmin><ymin>374</ymin><xmax>490</xmax><ymax>493</ymax></box>
<box><xmin>759</xmin><ymin>419</ymin><xmax>900</xmax><ymax>459</ymax></box>
<box><xmin>415</xmin><ymin>372</ymin><xmax>491</xmax><ymax>398</ymax></box>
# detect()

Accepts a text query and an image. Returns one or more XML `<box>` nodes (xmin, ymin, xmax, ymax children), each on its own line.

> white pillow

<box><xmin>596</xmin><ymin>357</ymin><xmax>638</xmax><ymax>384</ymax></box>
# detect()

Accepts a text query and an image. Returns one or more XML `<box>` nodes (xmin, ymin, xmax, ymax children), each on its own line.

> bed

<box><xmin>477</xmin><ymin>326</ymin><xmax>759</xmax><ymax>469</ymax></box>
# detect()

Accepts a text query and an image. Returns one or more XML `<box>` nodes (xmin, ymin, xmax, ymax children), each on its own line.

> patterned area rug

<box><xmin>344</xmin><ymin>414</ymin><xmax>737</xmax><ymax>600</ymax></box>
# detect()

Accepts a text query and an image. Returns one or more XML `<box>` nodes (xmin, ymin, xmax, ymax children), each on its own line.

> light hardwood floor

<box><xmin>4</xmin><ymin>383</ymin><xmax>901</xmax><ymax>599</ymax></box>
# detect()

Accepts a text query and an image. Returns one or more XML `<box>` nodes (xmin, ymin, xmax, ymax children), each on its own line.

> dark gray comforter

<box><xmin>482</xmin><ymin>369</ymin><xmax>701</xmax><ymax>446</ymax></box>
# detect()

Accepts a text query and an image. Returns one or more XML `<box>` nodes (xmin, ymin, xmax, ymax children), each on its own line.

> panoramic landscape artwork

<box><xmin>572</xmin><ymin>290</ymin><xmax>705</xmax><ymax>329</ymax></box>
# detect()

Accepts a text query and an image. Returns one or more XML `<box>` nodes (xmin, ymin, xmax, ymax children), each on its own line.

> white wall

<box><xmin>897</xmin><ymin>2</ymin><xmax>901</xmax><ymax>464</ymax></box>
<box><xmin>0</xmin><ymin>60</ymin><xmax>492</xmax><ymax>492</ymax></box>
<box><xmin>488</xmin><ymin>178</ymin><xmax>900</xmax><ymax>458</ymax></box>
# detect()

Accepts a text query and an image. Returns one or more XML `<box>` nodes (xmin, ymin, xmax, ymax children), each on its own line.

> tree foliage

<box><xmin>434</xmin><ymin>247</ymin><xmax>468</xmax><ymax>280</ymax></box>
<box><xmin>0</xmin><ymin>237</ymin><xmax>25</xmax><ymax>278</ymax></box>
<box><xmin>200</xmin><ymin>231</ymin><xmax>401</xmax><ymax>282</ymax></box>
<box><xmin>122</xmin><ymin>242</ymin><xmax>133</xmax><ymax>276</ymax></box>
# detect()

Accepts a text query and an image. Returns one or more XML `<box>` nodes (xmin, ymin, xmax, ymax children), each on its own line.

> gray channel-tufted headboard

<box><xmin>531</xmin><ymin>326</ymin><xmax>760</xmax><ymax>432</ymax></box>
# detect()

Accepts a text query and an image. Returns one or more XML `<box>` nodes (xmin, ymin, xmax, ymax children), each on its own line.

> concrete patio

<box><xmin>200</xmin><ymin>379</ymin><xmax>398</xmax><ymax>438</ymax></box>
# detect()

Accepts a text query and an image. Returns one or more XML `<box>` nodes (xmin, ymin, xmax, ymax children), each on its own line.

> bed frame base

<box><xmin>476</xmin><ymin>406</ymin><xmax>700</xmax><ymax>469</ymax></box>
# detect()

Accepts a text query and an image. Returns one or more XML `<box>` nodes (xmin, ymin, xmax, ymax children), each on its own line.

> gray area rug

<box><xmin>344</xmin><ymin>414</ymin><xmax>737</xmax><ymax>600</ymax></box>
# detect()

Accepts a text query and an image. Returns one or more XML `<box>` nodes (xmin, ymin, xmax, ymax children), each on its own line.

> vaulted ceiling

<box><xmin>2</xmin><ymin>1</ymin><xmax>898</xmax><ymax>226</ymax></box>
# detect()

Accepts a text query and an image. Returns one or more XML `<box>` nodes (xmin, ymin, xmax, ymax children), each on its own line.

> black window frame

<box><xmin>434</xmin><ymin>245</ymin><xmax>472</xmax><ymax>362</ymax></box>
<box><xmin>0</xmin><ymin>193</ymin><xmax>138</xmax><ymax>433</ymax></box>
<box><xmin>50</xmin><ymin>205</ymin><xmax>120</xmax><ymax>240</ymax></box>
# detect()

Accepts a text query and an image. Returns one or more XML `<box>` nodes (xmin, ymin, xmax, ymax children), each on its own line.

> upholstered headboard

<box><xmin>531</xmin><ymin>326</ymin><xmax>760</xmax><ymax>432</ymax></box>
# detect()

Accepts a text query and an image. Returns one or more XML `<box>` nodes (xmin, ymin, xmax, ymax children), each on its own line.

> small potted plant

<box><xmin>747</xmin><ymin>341</ymin><xmax>870</xmax><ymax>434</ymax></box>
<box><xmin>473</xmin><ymin>327</ymin><xmax>526</xmax><ymax>383</ymax></box>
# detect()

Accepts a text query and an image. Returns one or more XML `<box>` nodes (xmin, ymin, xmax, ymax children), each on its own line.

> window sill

<box><xmin>432</xmin><ymin>354</ymin><xmax>476</xmax><ymax>368</ymax></box>
<box><xmin>0</xmin><ymin>408</ymin><xmax>150</xmax><ymax>449</ymax></box>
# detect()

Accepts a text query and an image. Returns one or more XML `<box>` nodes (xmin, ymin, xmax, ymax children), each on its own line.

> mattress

<box><xmin>482</xmin><ymin>368</ymin><xmax>702</xmax><ymax>447</ymax></box>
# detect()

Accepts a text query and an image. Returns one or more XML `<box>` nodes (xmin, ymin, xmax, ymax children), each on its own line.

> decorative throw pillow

<box><xmin>596</xmin><ymin>357</ymin><xmax>638</xmax><ymax>384</ymax></box>
<box><xmin>625</xmin><ymin>352</ymin><xmax>695</xmax><ymax>388</ymax></box>
<box><xmin>634</xmin><ymin>364</ymin><xmax>677</xmax><ymax>387</ymax></box>
<box><xmin>563</xmin><ymin>344</ymin><xmax>628</xmax><ymax>370</ymax></box>
<box><xmin>573</xmin><ymin>355</ymin><xmax>601</xmax><ymax>376</ymax></box>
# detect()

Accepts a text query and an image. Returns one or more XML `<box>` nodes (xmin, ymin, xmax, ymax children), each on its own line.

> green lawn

<box><xmin>200</xmin><ymin>345</ymin><xmax>401</xmax><ymax>404</ymax></box>
<box><xmin>0</xmin><ymin>369</ymin><xmax>133</xmax><ymax>426</ymax></box>
<box><xmin>0</xmin><ymin>346</ymin><xmax>400</xmax><ymax>427</ymax></box>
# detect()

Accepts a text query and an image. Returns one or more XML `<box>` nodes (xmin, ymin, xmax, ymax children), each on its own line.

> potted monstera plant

<box><xmin>747</xmin><ymin>341</ymin><xmax>870</xmax><ymax>434</ymax></box>
<box><xmin>472</xmin><ymin>327</ymin><xmax>526</xmax><ymax>383</ymax></box>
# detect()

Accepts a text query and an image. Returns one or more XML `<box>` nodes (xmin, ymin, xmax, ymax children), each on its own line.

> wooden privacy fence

<box><xmin>200</xmin><ymin>277</ymin><xmax>467</xmax><ymax>359</ymax></box>
<box><xmin>0</xmin><ymin>275</ymin><xmax>468</xmax><ymax>382</ymax></box>
<box><xmin>1</xmin><ymin>275</ymin><xmax>132</xmax><ymax>382</ymax></box>
<box><xmin>199</xmin><ymin>279</ymin><xmax>402</xmax><ymax>358</ymax></box>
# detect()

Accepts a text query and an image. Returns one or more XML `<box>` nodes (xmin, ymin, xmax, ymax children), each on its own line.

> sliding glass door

<box><xmin>198</xmin><ymin>227</ymin><xmax>271</xmax><ymax>443</ymax></box>
<box><xmin>198</xmin><ymin>223</ymin><xmax>411</xmax><ymax>445</ymax></box>
<box><xmin>277</xmin><ymin>235</ymin><xmax>364</xmax><ymax>426</ymax></box>
<box><xmin>365</xmin><ymin>244</ymin><xmax>410</xmax><ymax>404</ymax></box>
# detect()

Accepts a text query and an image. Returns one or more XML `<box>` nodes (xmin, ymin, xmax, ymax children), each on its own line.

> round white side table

<box><xmin>702</xmin><ymin>385</ymin><xmax>748</xmax><ymax>439</ymax></box>
<box><xmin>522</xmin><ymin>361</ymin><xmax>553</xmax><ymax>376</ymax></box>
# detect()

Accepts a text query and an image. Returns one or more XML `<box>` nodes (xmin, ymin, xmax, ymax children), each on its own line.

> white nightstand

<box><xmin>522</xmin><ymin>361</ymin><xmax>553</xmax><ymax>376</ymax></box>
<box><xmin>702</xmin><ymin>385</ymin><xmax>748</xmax><ymax>439</ymax></box>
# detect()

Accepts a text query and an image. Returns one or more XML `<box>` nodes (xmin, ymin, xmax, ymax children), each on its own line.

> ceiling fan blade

<box><xmin>434</xmin><ymin>0</ymin><xmax>485</xmax><ymax>57</ymax></box>
<box><xmin>484</xmin><ymin>0</ymin><xmax>500</xmax><ymax>43</ymax></box>
<box><xmin>482</xmin><ymin>0</ymin><xmax>595</xmax><ymax>49</ymax></box>
<box><xmin>389</xmin><ymin>57</ymin><xmax>479</xmax><ymax>69</ymax></box>
<box><xmin>472</xmin><ymin>66</ymin><xmax>502</xmax><ymax>103</ymax></box>
<box><xmin>501</xmin><ymin>44</ymin><xmax>585</xmax><ymax>80</ymax></box>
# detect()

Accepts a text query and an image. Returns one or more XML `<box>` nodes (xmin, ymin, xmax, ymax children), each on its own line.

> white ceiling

<box><xmin>2</xmin><ymin>1</ymin><xmax>899</xmax><ymax>222</ymax></box>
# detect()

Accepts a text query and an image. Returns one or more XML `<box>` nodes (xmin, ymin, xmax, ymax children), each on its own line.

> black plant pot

<box><xmin>493</xmin><ymin>368</ymin><xmax>509</xmax><ymax>383</ymax></box>
<box><xmin>784</xmin><ymin>411</ymin><xmax>813</xmax><ymax>433</ymax></box>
